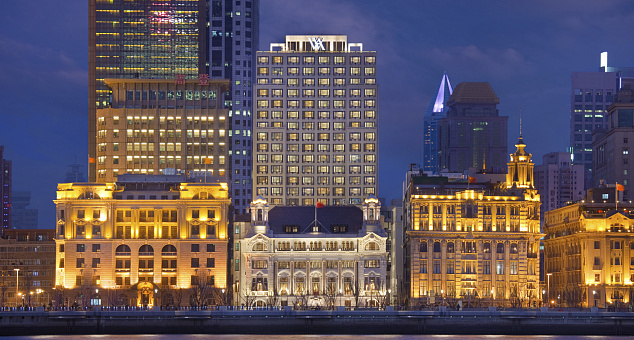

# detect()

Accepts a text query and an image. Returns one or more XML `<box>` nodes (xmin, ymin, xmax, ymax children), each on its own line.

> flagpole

<box><xmin>614</xmin><ymin>182</ymin><xmax>619</xmax><ymax>210</ymax></box>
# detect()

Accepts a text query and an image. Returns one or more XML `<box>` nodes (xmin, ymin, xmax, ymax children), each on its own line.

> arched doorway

<box><xmin>133</xmin><ymin>282</ymin><xmax>159</xmax><ymax>308</ymax></box>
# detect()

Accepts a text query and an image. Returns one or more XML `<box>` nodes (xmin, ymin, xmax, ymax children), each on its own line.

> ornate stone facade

<box><xmin>237</xmin><ymin>196</ymin><xmax>389</xmax><ymax>308</ymax></box>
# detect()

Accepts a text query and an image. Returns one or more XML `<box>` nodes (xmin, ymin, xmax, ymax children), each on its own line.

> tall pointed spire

<box><xmin>423</xmin><ymin>72</ymin><xmax>453</xmax><ymax>173</ymax></box>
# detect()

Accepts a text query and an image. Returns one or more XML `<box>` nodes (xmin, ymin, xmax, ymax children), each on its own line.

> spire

<box><xmin>518</xmin><ymin>107</ymin><xmax>524</xmax><ymax>144</ymax></box>
<box><xmin>506</xmin><ymin>119</ymin><xmax>534</xmax><ymax>190</ymax></box>
<box><xmin>425</xmin><ymin>71</ymin><xmax>453</xmax><ymax>116</ymax></box>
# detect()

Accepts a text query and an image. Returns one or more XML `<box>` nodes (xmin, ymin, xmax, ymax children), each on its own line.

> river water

<box><xmin>2</xmin><ymin>335</ymin><xmax>625</xmax><ymax>340</ymax></box>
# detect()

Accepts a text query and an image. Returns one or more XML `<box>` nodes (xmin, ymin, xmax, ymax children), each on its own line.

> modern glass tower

<box><xmin>422</xmin><ymin>72</ymin><xmax>452</xmax><ymax>174</ymax></box>
<box><xmin>89</xmin><ymin>0</ymin><xmax>259</xmax><ymax>215</ymax></box>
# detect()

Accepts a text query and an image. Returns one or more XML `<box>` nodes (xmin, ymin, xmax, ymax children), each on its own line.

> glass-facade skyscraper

<box><xmin>89</xmin><ymin>0</ymin><xmax>259</xmax><ymax>215</ymax></box>
<box><xmin>422</xmin><ymin>72</ymin><xmax>452</xmax><ymax>174</ymax></box>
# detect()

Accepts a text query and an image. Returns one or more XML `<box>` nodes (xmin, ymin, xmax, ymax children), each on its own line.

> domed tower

<box><xmin>250</xmin><ymin>195</ymin><xmax>270</xmax><ymax>235</ymax></box>
<box><xmin>506</xmin><ymin>134</ymin><xmax>534</xmax><ymax>190</ymax></box>
<box><xmin>360</xmin><ymin>195</ymin><xmax>385</xmax><ymax>235</ymax></box>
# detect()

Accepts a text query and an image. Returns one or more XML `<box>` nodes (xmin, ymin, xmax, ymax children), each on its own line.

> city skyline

<box><xmin>2</xmin><ymin>1</ymin><xmax>634</xmax><ymax>226</ymax></box>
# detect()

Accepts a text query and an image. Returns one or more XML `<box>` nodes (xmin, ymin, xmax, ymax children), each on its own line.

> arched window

<box><xmin>446</xmin><ymin>242</ymin><xmax>455</xmax><ymax>253</ymax></box>
<box><xmin>483</xmin><ymin>242</ymin><xmax>491</xmax><ymax>253</ymax></box>
<box><xmin>497</xmin><ymin>243</ymin><xmax>505</xmax><ymax>254</ymax></box>
<box><xmin>139</xmin><ymin>244</ymin><xmax>154</xmax><ymax>256</ymax></box>
<box><xmin>510</xmin><ymin>243</ymin><xmax>518</xmax><ymax>254</ymax></box>
<box><xmin>162</xmin><ymin>244</ymin><xmax>177</xmax><ymax>255</ymax></box>
<box><xmin>253</xmin><ymin>242</ymin><xmax>267</xmax><ymax>251</ymax></box>
<box><xmin>115</xmin><ymin>244</ymin><xmax>131</xmax><ymax>255</ymax></box>
<box><xmin>433</xmin><ymin>242</ymin><xmax>441</xmax><ymax>252</ymax></box>
<box><xmin>365</xmin><ymin>242</ymin><xmax>379</xmax><ymax>251</ymax></box>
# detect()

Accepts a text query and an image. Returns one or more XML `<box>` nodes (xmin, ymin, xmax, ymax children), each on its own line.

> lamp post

<box><xmin>388</xmin><ymin>289</ymin><xmax>391</xmax><ymax>307</ymax></box>
<box><xmin>546</xmin><ymin>273</ymin><xmax>552</xmax><ymax>307</ymax></box>
<box><xmin>14</xmin><ymin>269</ymin><xmax>19</xmax><ymax>308</ymax></box>
<box><xmin>221</xmin><ymin>288</ymin><xmax>225</xmax><ymax>306</ymax></box>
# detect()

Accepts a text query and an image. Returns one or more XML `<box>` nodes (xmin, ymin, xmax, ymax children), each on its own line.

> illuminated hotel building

<box><xmin>253</xmin><ymin>35</ymin><xmax>378</xmax><ymax>206</ymax></box>
<box><xmin>544</xmin><ymin>186</ymin><xmax>634</xmax><ymax>308</ymax></box>
<box><xmin>95</xmin><ymin>79</ymin><xmax>230</xmax><ymax>182</ymax></box>
<box><xmin>89</xmin><ymin>0</ymin><xmax>259</xmax><ymax>214</ymax></box>
<box><xmin>236</xmin><ymin>196</ymin><xmax>388</xmax><ymax>308</ymax></box>
<box><xmin>405</xmin><ymin>136</ymin><xmax>542</xmax><ymax>307</ymax></box>
<box><xmin>54</xmin><ymin>175</ymin><xmax>229</xmax><ymax>308</ymax></box>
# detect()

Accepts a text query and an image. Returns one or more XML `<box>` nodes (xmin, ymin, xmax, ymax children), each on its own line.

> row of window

<box><xmin>420</xmin><ymin>260</ymin><xmax>522</xmax><ymax>275</ymax></box>
<box><xmin>253</xmin><ymin>164</ymin><xmax>376</xmax><ymax>175</ymax></box>
<box><xmin>257</xmin><ymin>77</ymin><xmax>375</xmax><ymax>86</ymax></box>
<box><xmin>258</xmin><ymin>66</ymin><xmax>376</xmax><ymax>76</ymax></box>
<box><xmin>257</xmin><ymin>175</ymin><xmax>375</xmax><ymax>185</ymax></box>
<box><xmin>258</xmin><ymin>186</ymin><xmax>375</xmax><ymax>196</ymax></box>
<box><xmin>419</xmin><ymin>241</ymin><xmax>521</xmax><ymax>254</ymax></box>
<box><xmin>573</xmin><ymin>89</ymin><xmax>614</xmax><ymax>103</ymax></box>
<box><xmin>257</xmin><ymin>110</ymin><xmax>376</xmax><ymax>120</ymax></box>
<box><xmin>257</xmin><ymin>99</ymin><xmax>376</xmax><ymax>109</ymax></box>
<box><xmin>66</xmin><ymin>257</ymin><xmax>216</xmax><ymax>270</ymax></box>
<box><xmin>257</xmin><ymin>143</ymin><xmax>375</xmax><ymax>153</ymax></box>
<box><xmin>257</xmin><ymin>174</ymin><xmax>376</xmax><ymax>184</ymax></box>
<box><xmin>258</xmin><ymin>131</ymin><xmax>375</xmax><ymax>140</ymax></box>
<box><xmin>266</xmin><ymin>198</ymin><xmax>363</xmax><ymax>206</ymax></box>
<box><xmin>251</xmin><ymin>259</ymin><xmax>380</xmax><ymax>269</ymax></box>
<box><xmin>257</xmin><ymin>154</ymin><xmax>375</xmax><ymax>164</ymax></box>
<box><xmin>258</xmin><ymin>55</ymin><xmax>376</xmax><ymax>65</ymax></box>
<box><xmin>65</xmin><ymin>243</ymin><xmax>215</xmax><ymax>254</ymax></box>
<box><xmin>258</xmin><ymin>88</ymin><xmax>375</xmax><ymax>97</ymax></box>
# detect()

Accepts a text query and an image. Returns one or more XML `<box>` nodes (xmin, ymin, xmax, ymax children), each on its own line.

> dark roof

<box><xmin>446</xmin><ymin>82</ymin><xmax>499</xmax><ymax>105</ymax></box>
<box><xmin>268</xmin><ymin>206</ymin><xmax>363</xmax><ymax>234</ymax></box>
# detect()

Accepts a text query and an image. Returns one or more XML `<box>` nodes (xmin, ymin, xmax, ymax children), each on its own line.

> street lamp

<box><xmin>221</xmin><ymin>288</ymin><xmax>225</xmax><ymax>306</ymax></box>
<box><xmin>388</xmin><ymin>289</ymin><xmax>391</xmax><ymax>307</ymax></box>
<box><xmin>546</xmin><ymin>273</ymin><xmax>552</xmax><ymax>307</ymax></box>
<box><xmin>14</xmin><ymin>269</ymin><xmax>19</xmax><ymax>308</ymax></box>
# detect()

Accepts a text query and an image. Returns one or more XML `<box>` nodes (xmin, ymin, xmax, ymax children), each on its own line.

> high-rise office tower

<box><xmin>95</xmin><ymin>79</ymin><xmax>230</xmax><ymax>183</ymax></box>
<box><xmin>570</xmin><ymin>52</ymin><xmax>634</xmax><ymax>189</ymax></box>
<box><xmin>593</xmin><ymin>85</ymin><xmax>634</xmax><ymax>199</ymax></box>
<box><xmin>423</xmin><ymin>72</ymin><xmax>452</xmax><ymax>174</ymax></box>
<box><xmin>534</xmin><ymin>152</ymin><xmax>585</xmax><ymax>219</ymax></box>
<box><xmin>253</xmin><ymin>35</ymin><xmax>378</xmax><ymax>206</ymax></box>
<box><xmin>89</xmin><ymin>0</ymin><xmax>259</xmax><ymax>215</ymax></box>
<box><xmin>0</xmin><ymin>146</ymin><xmax>11</xmax><ymax>234</ymax></box>
<box><xmin>11</xmin><ymin>191</ymin><xmax>38</xmax><ymax>229</ymax></box>
<box><xmin>438</xmin><ymin>82</ymin><xmax>508</xmax><ymax>173</ymax></box>
<box><xmin>209</xmin><ymin>0</ymin><xmax>259</xmax><ymax>215</ymax></box>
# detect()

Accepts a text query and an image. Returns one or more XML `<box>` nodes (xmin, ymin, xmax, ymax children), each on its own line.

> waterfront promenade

<box><xmin>0</xmin><ymin>307</ymin><xmax>633</xmax><ymax>336</ymax></box>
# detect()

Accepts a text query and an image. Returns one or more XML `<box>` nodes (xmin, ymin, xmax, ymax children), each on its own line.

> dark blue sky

<box><xmin>1</xmin><ymin>0</ymin><xmax>634</xmax><ymax>227</ymax></box>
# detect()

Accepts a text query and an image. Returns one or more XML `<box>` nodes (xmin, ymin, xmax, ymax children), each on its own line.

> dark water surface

<box><xmin>1</xmin><ymin>335</ymin><xmax>626</xmax><ymax>340</ymax></box>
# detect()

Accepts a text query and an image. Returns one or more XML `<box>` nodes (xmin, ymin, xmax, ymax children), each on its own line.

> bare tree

<box><xmin>0</xmin><ymin>271</ymin><xmax>8</xmax><ymax>308</ymax></box>
<box><xmin>52</xmin><ymin>286</ymin><xmax>65</xmax><ymax>309</ymax></box>
<box><xmin>324</xmin><ymin>283</ymin><xmax>336</xmax><ymax>310</ymax></box>
<box><xmin>189</xmin><ymin>273</ymin><xmax>213</xmax><ymax>308</ymax></box>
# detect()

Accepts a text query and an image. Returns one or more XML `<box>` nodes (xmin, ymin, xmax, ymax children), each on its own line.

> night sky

<box><xmin>1</xmin><ymin>0</ymin><xmax>634</xmax><ymax>228</ymax></box>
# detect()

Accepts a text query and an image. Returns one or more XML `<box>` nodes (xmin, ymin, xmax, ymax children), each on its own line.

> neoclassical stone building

<box><xmin>405</xmin><ymin>136</ymin><xmax>542</xmax><ymax>307</ymax></box>
<box><xmin>237</xmin><ymin>196</ymin><xmax>388</xmax><ymax>308</ymax></box>
<box><xmin>54</xmin><ymin>174</ymin><xmax>229</xmax><ymax>308</ymax></box>
<box><xmin>544</xmin><ymin>186</ymin><xmax>634</xmax><ymax>308</ymax></box>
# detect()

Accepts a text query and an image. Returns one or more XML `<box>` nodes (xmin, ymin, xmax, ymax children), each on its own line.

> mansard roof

<box><xmin>267</xmin><ymin>205</ymin><xmax>363</xmax><ymax>235</ymax></box>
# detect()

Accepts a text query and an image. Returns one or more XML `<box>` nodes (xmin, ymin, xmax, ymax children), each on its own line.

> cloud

<box><xmin>424</xmin><ymin>45</ymin><xmax>533</xmax><ymax>81</ymax></box>
<box><xmin>0</xmin><ymin>37</ymin><xmax>86</xmax><ymax>86</ymax></box>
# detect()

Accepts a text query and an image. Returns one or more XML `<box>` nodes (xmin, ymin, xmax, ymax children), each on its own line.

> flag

<box><xmin>205</xmin><ymin>157</ymin><xmax>212</xmax><ymax>165</ymax></box>
<box><xmin>88</xmin><ymin>157</ymin><xmax>95</xmax><ymax>164</ymax></box>
<box><xmin>617</xmin><ymin>183</ymin><xmax>625</xmax><ymax>191</ymax></box>
<box><xmin>316</xmin><ymin>202</ymin><xmax>325</xmax><ymax>208</ymax></box>
<box><xmin>468</xmin><ymin>176</ymin><xmax>476</xmax><ymax>184</ymax></box>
